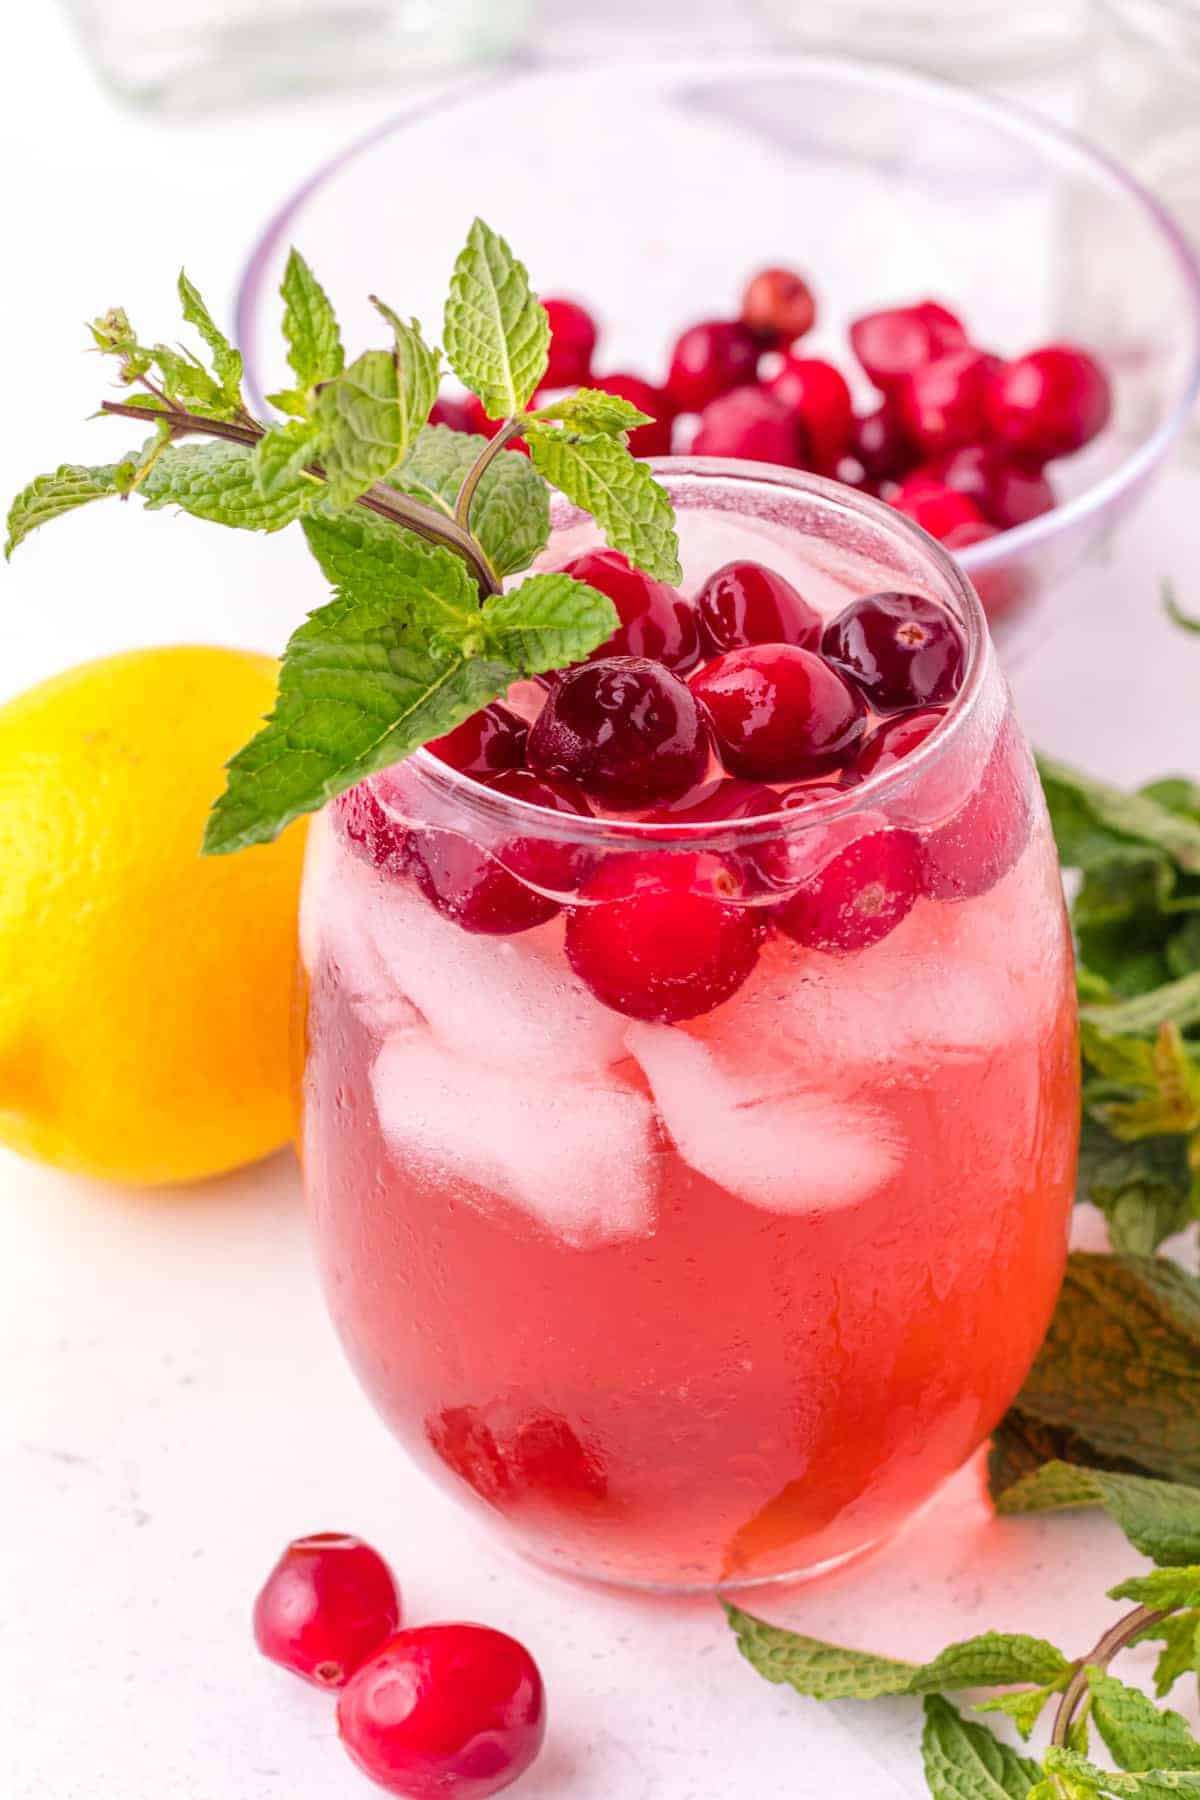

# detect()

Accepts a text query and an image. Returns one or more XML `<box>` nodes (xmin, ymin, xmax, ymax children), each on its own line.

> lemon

<box><xmin>0</xmin><ymin>645</ymin><xmax>306</xmax><ymax>1185</ymax></box>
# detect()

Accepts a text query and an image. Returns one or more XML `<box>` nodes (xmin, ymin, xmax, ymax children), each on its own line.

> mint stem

<box><xmin>99</xmin><ymin>396</ymin><xmax>500</xmax><ymax>597</ymax></box>
<box><xmin>453</xmin><ymin>415</ymin><xmax>529</xmax><ymax>533</ymax></box>
<box><xmin>1048</xmin><ymin>1604</ymin><xmax>1165</xmax><ymax>1752</ymax></box>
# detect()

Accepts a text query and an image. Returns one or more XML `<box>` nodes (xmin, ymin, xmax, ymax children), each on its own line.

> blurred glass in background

<box><xmin>64</xmin><ymin>0</ymin><xmax>534</xmax><ymax>109</ymax></box>
<box><xmin>1082</xmin><ymin>2</ymin><xmax>1200</xmax><ymax>254</ymax></box>
<box><xmin>756</xmin><ymin>0</ymin><xmax>1087</xmax><ymax>77</ymax></box>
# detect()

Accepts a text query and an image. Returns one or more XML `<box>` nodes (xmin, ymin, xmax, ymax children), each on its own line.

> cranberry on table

<box><xmin>542</xmin><ymin>296</ymin><xmax>598</xmax><ymax>388</ymax></box>
<box><xmin>890</xmin><ymin>476</ymin><xmax>987</xmax><ymax>542</ymax></box>
<box><xmin>696</xmin><ymin>559</ymin><xmax>821</xmax><ymax>655</ymax></box>
<box><xmin>854</xmin><ymin>708</ymin><xmax>947</xmax><ymax>778</ymax></box>
<box><xmin>528</xmin><ymin>655</ymin><xmax>710</xmax><ymax>809</ymax></box>
<box><xmin>560</xmin><ymin>548</ymin><xmax>700</xmax><ymax>672</ymax></box>
<box><xmin>822</xmin><ymin>591</ymin><xmax>966</xmax><ymax>714</ymax></box>
<box><xmin>666</xmin><ymin>319</ymin><xmax>760</xmax><ymax>413</ymax></box>
<box><xmin>590</xmin><ymin>371</ymin><xmax>675</xmax><ymax>458</ymax></box>
<box><xmin>849</xmin><ymin>300</ymin><xmax>967</xmax><ymax>392</ymax></box>
<box><xmin>429</xmin><ymin>395</ymin><xmax>477</xmax><ymax>433</ymax></box>
<box><xmin>850</xmin><ymin>404</ymin><xmax>917</xmax><ymax>486</ymax></box>
<box><xmin>253</xmin><ymin>1533</ymin><xmax>401</xmax><ymax>1690</ymax></box>
<box><xmin>691</xmin><ymin>387</ymin><xmax>805</xmax><ymax>465</ymax></box>
<box><xmin>337</xmin><ymin>1624</ymin><xmax>546</xmax><ymax>1800</ymax></box>
<box><xmin>691</xmin><ymin>644</ymin><xmax>866</xmax><ymax>781</ymax></box>
<box><xmin>922</xmin><ymin>443</ymin><xmax>1055</xmax><ymax>529</ymax></box>
<box><xmin>644</xmin><ymin>775</ymin><xmax>780</xmax><ymax>824</ymax></box>
<box><xmin>332</xmin><ymin>785</ymin><xmax>410</xmax><ymax>879</ymax></box>
<box><xmin>740</xmin><ymin>265</ymin><xmax>817</xmax><ymax>345</ymax></box>
<box><xmin>428</xmin><ymin>703</ymin><xmax>529</xmax><ymax>778</ymax></box>
<box><xmin>766</xmin><ymin>356</ymin><xmax>854</xmax><ymax>471</ymax></box>
<box><xmin>922</xmin><ymin>715</ymin><xmax>1032</xmax><ymax>900</ymax></box>
<box><xmin>565</xmin><ymin>851</ymin><xmax>764</xmax><ymax>1022</ymax></box>
<box><xmin>775</xmin><ymin>827</ymin><xmax>924</xmax><ymax>954</ymax></box>
<box><xmin>897</xmin><ymin>349</ymin><xmax>998</xmax><ymax>455</ymax></box>
<box><xmin>985</xmin><ymin>344</ymin><xmax>1112</xmax><ymax>460</ymax></box>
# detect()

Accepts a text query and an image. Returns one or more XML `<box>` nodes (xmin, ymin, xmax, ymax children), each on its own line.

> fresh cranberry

<box><xmin>428</xmin><ymin>703</ymin><xmax>528</xmax><ymax>778</ymax></box>
<box><xmin>692</xmin><ymin>387</ymin><xmax>805</xmax><ymax>465</ymax></box>
<box><xmin>338</xmin><ymin>1625</ymin><xmax>546</xmax><ymax>1800</ymax></box>
<box><xmin>775</xmin><ymin>827</ymin><xmax>924</xmax><ymax>954</ymax></box>
<box><xmin>922</xmin><ymin>715</ymin><xmax>1032</xmax><ymax>900</ymax></box>
<box><xmin>942</xmin><ymin>519</ymin><xmax>1000</xmax><ymax>551</ymax></box>
<box><xmin>780</xmin><ymin>779</ymin><xmax>853</xmax><ymax>807</ymax></box>
<box><xmin>822</xmin><ymin>592</ymin><xmax>965</xmax><ymax>714</ymax></box>
<box><xmin>332</xmin><ymin>785</ymin><xmax>409</xmax><ymax>878</ymax></box>
<box><xmin>855</xmin><ymin>708</ymin><xmax>947</xmax><ymax>779</ymax></box>
<box><xmin>426</xmin><ymin>1406</ymin><xmax>513</xmax><ymax>1507</ymax></box>
<box><xmin>511</xmin><ymin>1413</ymin><xmax>608</xmax><ymax>1501</ymax></box>
<box><xmin>766</xmin><ymin>356</ymin><xmax>853</xmax><ymax>470</ymax></box>
<box><xmin>253</xmin><ymin>1534</ymin><xmax>401</xmax><ymax>1690</ymax></box>
<box><xmin>430</xmin><ymin>395</ymin><xmax>476</xmax><ymax>433</ymax></box>
<box><xmin>542</xmin><ymin>296</ymin><xmax>597</xmax><ymax>388</ymax></box>
<box><xmin>985</xmin><ymin>344</ymin><xmax>1111</xmax><ymax>460</ymax></box>
<box><xmin>590</xmin><ymin>372</ymin><xmax>675</xmax><ymax>458</ymax></box>
<box><xmin>740</xmin><ymin>266</ymin><xmax>818</xmax><ymax>345</ymax></box>
<box><xmin>851</xmin><ymin>405</ymin><xmax>917</xmax><ymax>485</ymax></box>
<box><xmin>561</xmin><ymin>548</ymin><xmax>700</xmax><ymax>672</ymax></box>
<box><xmin>565</xmin><ymin>852</ymin><xmax>764</xmax><ymax>1021</ymax></box>
<box><xmin>666</xmin><ymin>319</ymin><xmax>760</xmax><ymax>413</ymax></box>
<box><xmin>528</xmin><ymin>656</ymin><xmax>709</xmax><ymax>809</ymax></box>
<box><xmin>921</xmin><ymin>443</ymin><xmax>1055</xmax><ymax>529</ymax></box>
<box><xmin>849</xmin><ymin>301</ymin><xmax>968</xmax><ymax>392</ymax></box>
<box><xmin>408</xmin><ymin>770</ymin><xmax>591</xmax><ymax>933</ymax></box>
<box><xmin>691</xmin><ymin>644</ymin><xmax>866</xmax><ymax>782</ymax></box>
<box><xmin>644</xmin><ymin>775</ymin><xmax>780</xmax><ymax>824</ymax></box>
<box><xmin>696</xmin><ymin>559</ymin><xmax>821</xmax><ymax>656</ymax></box>
<box><xmin>890</xmin><ymin>476</ymin><xmax>987</xmax><ymax>541</ymax></box>
<box><xmin>459</xmin><ymin>393</ymin><xmax>533</xmax><ymax>455</ymax></box>
<box><xmin>897</xmin><ymin>350</ymin><xmax>998</xmax><ymax>455</ymax></box>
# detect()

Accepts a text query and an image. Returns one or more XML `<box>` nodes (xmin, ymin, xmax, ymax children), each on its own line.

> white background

<box><xmin>2</xmin><ymin>7</ymin><xmax>1199</xmax><ymax>1798</ymax></box>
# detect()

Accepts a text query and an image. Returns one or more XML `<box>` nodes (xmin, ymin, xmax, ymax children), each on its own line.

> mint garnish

<box><xmin>6</xmin><ymin>219</ymin><xmax>682</xmax><ymax>853</ymax></box>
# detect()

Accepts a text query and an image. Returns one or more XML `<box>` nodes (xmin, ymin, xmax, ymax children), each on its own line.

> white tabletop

<box><xmin>3</xmin><ymin>10</ymin><xmax>1199</xmax><ymax>1799</ymax></box>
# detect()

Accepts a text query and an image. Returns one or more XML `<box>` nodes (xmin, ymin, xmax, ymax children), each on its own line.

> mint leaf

<box><xmin>478</xmin><ymin>573</ymin><xmax>618</xmax><ymax>675</ymax></box>
<box><xmin>534</xmin><ymin>389</ymin><xmax>653</xmax><ymax>435</ymax></box>
<box><xmin>1040</xmin><ymin>756</ymin><xmax>1200</xmax><ymax>877</ymax></box>
<box><xmin>1084</xmin><ymin>1022</ymin><xmax>1200</xmax><ymax>1141</ymax></box>
<box><xmin>5</xmin><ymin>460</ymin><xmax>131</xmax><ymax>557</ymax></box>
<box><xmin>281</xmin><ymin>247</ymin><xmax>344</xmax><ymax>393</ymax></box>
<box><xmin>138</xmin><ymin>439</ymin><xmax>315</xmax><ymax>532</ymax></box>
<box><xmin>976</xmin><ymin>1682</ymin><xmax>1072</xmax><ymax>1741</ymax></box>
<box><xmin>1131</xmin><ymin>1612</ymin><xmax>1200</xmax><ymax>1699</ymax></box>
<box><xmin>177</xmin><ymin>271</ymin><xmax>243</xmax><ymax>406</ymax></box>
<box><xmin>1046</xmin><ymin>1747</ymin><xmax>1200</xmax><ymax>1795</ymax></box>
<box><xmin>1110</xmin><ymin>1570</ymin><xmax>1200</xmax><ymax>1612</ymax></box>
<box><xmin>443</xmin><ymin>217</ymin><xmax>549</xmax><ymax>419</ymax></box>
<box><xmin>370</xmin><ymin>299</ymin><xmax>441</xmax><ymax>451</ymax></box>
<box><xmin>204</xmin><ymin>543</ymin><xmax>512</xmax><ymax>855</ymax></box>
<box><xmin>920</xmin><ymin>1696</ymin><xmax>1041</xmax><ymax>1799</ymax></box>
<box><xmin>1087</xmin><ymin>1668</ymin><xmax>1200</xmax><ymax>1772</ymax></box>
<box><xmin>314</xmin><ymin>347</ymin><xmax>427</xmax><ymax>507</ymax></box>
<box><xmin>150</xmin><ymin>343</ymin><xmax>227</xmax><ymax>418</ymax></box>
<box><xmin>724</xmin><ymin>1604</ymin><xmax>1068</xmax><ymax>1702</ymax></box>
<box><xmin>1082</xmin><ymin>975</ymin><xmax>1200</xmax><ymax>1039</ymax></box>
<box><xmin>991</xmin><ymin>1255</ymin><xmax>1200</xmax><ymax>1493</ymax></box>
<box><xmin>303</xmin><ymin>509</ymin><xmax>477</xmax><ymax>645</ymax></box>
<box><xmin>388</xmin><ymin>424</ymin><xmax>551</xmax><ymax>578</ymax></box>
<box><xmin>526</xmin><ymin>425</ymin><xmax>682</xmax><ymax>582</ymax></box>
<box><xmin>1077</xmin><ymin>1116</ymin><xmax>1195</xmax><ymax>1256</ymax></box>
<box><xmin>994</xmin><ymin>1464</ymin><xmax>1200</xmax><ymax>1566</ymax></box>
<box><xmin>253</xmin><ymin>419</ymin><xmax>323</xmax><ymax>496</ymax></box>
<box><xmin>1165</xmin><ymin>585</ymin><xmax>1200</xmax><ymax>634</ymax></box>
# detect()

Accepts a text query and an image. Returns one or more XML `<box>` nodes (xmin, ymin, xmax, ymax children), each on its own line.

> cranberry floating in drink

<box><xmin>302</xmin><ymin>466</ymin><xmax>1078</xmax><ymax>1589</ymax></box>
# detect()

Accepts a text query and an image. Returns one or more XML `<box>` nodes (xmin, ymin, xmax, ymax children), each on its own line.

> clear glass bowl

<box><xmin>298</xmin><ymin>464</ymin><xmax>1079</xmax><ymax>1591</ymax></box>
<box><xmin>237</xmin><ymin>55</ymin><xmax>1200</xmax><ymax>661</ymax></box>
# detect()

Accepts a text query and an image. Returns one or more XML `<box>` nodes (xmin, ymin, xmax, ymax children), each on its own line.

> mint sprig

<box><xmin>5</xmin><ymin>220</ymin><xmax>683</xmax><ymax>851</ymax></box>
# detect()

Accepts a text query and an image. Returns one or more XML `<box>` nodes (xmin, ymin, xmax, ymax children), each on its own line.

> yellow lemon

<box><xmin>0</xmin><ymin>645</ymin><xmax>306</xmax><ymax>1185</ymax></box>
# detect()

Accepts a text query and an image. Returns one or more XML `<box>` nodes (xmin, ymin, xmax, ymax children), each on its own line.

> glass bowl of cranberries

<box><xmin>239</xmin><ymin>56</ymin><xmax>1200</xmax><ymax>657</ymax></box>
<box><xmin>298</xmin><ymin>459</ymin><xmax>1080</xmax><ymax>1591</ymax></box>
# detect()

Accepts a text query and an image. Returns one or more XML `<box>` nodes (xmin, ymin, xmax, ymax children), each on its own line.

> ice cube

<box><xmin>626</xmin><ymin>1021</ymin><xmax>903</xmax><ymax>1216</ymax></box>
<box><xmin>303</xmin><ymin>832</ymin><xmax>423</xmax><ymax>1037</ymax></box>
<box><xmin>363</xmin><ymin>880</ymin><xmax>629</xmax><ymax>1074</ymax></box>
<box><xmin>371</xmin><ymin>1032</ymin><xmax>659</xmax><ymax>1248</ymax></box>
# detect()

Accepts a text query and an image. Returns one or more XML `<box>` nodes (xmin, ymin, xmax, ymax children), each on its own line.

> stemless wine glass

<box><xmin>298</xmin><ymin>463</ymin><xmax>1079</xmax><ymax>1592</ymax></box>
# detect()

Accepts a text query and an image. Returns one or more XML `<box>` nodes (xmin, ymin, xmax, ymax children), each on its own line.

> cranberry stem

<box><xmin>99</xmin><ymin>395</ymin><xmax>502</xmax><ymax>599</ymax></box>
<box><xmin>1047</xmin><ymin>1604</ymin><xmax>1165</xmax><ymax>1752</ymax></box>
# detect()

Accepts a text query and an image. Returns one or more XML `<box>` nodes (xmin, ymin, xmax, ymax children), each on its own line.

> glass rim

<box><xmin>384</xmin><ymin>460</ymin><xmax>991</xmax><ymax>853</ymax></box>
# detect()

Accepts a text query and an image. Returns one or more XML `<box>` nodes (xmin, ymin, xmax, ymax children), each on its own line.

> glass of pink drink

<box><xmin>299</xmin><ymin>464</ymin><xmax>1079</xmax><ymax>1592</ymax></box>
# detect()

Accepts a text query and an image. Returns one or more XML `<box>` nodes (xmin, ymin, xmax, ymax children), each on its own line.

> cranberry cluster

<box><xmin>432</xmin><ymin>265</ymin><xmax>1111</xmax><ymax>562</ymax></box>
<box><xmin>334</xmin><ymin>552</ymin><xmax>1032</xmax><ymax>1027</ymax></box>
<box><xmin>254</xmin><ymin>1532</ymin><xmax>545</xmax><ymax>1797</ymax></box>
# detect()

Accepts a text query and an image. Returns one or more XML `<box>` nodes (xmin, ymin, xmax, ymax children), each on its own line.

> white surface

<box><xmin>2</xmin><ymin>9</ymin><xmax>1200</xmax><ymax>1799</ymax></box>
